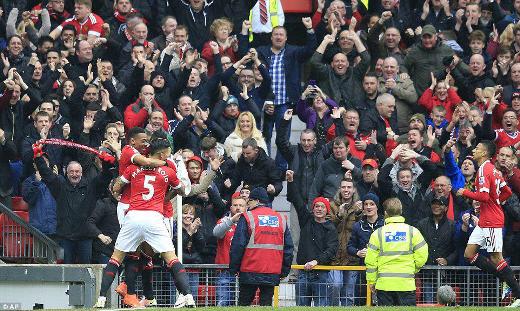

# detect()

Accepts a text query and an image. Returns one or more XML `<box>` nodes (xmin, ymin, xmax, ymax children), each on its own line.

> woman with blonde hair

<box><xmin>201</xmin><ymin>18</ymin><xmax>237</xmax><ymax>76</ymax></box>
<box><xmin>501</xmin><ymin>23</ymin><xmax>515</xmax><ymax>49</ymax></box>
<box><xmin>224</xmin><ymin>111</ymin><xmax>268</xmax><ymax>162</ymax></box>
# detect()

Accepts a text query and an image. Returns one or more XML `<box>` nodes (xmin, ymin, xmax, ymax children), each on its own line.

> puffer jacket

<box><xmin>22</xmin><ymin>174</ymin><xmax>57</xmax><ymax>235</ymax></box>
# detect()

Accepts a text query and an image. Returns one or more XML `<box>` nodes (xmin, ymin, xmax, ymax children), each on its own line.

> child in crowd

<box><xmin>427</xmin><ymin>105</ymin><xmax>448</xmax><ymax>138</ymax></box>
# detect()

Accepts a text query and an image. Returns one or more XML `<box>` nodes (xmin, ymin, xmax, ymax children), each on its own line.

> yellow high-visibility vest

<box><xmin>365</xmin><ymin>216</ymin><xmax>428</xmax><ymax>291</ymax></box>
<box><xmin>248</xmin><ymin>0</ymin><xmax>280</xmax><ymax>42</ymax></box>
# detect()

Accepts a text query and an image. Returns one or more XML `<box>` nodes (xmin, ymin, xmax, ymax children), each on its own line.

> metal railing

<box><xmin>115</xmin><ymin>264</ymin><xmax>520</xmax><ymax>307</ymax></box>
<box><xmin>0</xmin><ymin>203</ymin><xmax>62</xmax><ymax>263</ymax></box>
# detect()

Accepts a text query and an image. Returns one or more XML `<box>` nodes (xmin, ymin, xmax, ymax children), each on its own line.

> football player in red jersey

<box><xmin>114</xmin><ymin>127</ymin><xmax>168</xmax><ymax>306</ymax></box>
<box><xmin>95</xmin><ymin>135</ymin><xmax>195</xmax><ymax>308</ymax></box>
<box><xmin>456</xmin><ymin>140</ymin><xmax>520</xmax><ymax>306</ymax></box>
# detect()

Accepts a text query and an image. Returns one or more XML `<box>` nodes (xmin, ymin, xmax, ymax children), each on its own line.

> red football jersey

<box><xmin>494</xmin><ymin>129</ymin><xmax>520</xmax><ymax>151</ymax></box>
<box><xmin>474</xmin><ymin>160</ymin><xmax>507</xmax><ymax>228</ymax></box>
<box><xmin>119</xmin><ymin>145</ymin><xmax>140</xmax><ymax>204</ymax></box>
<box><xmin>58</xmin><ymin>13</ymin><xmax>103</xmax><ymax>38</ymax></box>
<box><xmin>121</xmin><ymin>165</ymin><xmax>181</xmax><ymax>214</ymax></box>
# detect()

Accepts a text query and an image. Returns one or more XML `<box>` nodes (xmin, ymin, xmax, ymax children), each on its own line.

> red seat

<box><xmin>197</xmin><ymin>285</ymin><xmax>216</xmax><ymax>306</ymax></box>
<box><xmin>0</xmin><ymin>212</ymin><xmax>33</xmax><ymax>258</ymax></box>
<box><xmin>14</xmin><ymin>211</ymin><xmax>29</xmax><ymax>222</ymax></box>
<box><xmin>11</xmin><ymin>197</ymin><xmax>29</xmax><ymax>212</ymax></box>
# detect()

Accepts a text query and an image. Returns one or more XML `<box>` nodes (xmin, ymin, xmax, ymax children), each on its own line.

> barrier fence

<box><xmin>117</xmin><ymin>264</ymin><xmax>520</xmax><ymax>307</ymax></box>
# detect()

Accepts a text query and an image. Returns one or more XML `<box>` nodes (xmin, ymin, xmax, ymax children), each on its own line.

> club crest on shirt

<box><xmin>258</xmin><ymin>215</ymin><xmax>279</xmax><ymax>227</ymax></box>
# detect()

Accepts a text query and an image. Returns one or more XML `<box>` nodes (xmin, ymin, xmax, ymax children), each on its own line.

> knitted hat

<box><xmin>362</xmin><ymin>192</ymin><xmax>380</xmax><ymax>206</ymax></box>
<box><xmin>151</xmin><ymin>70</ymin><xmax>165</xmax><ymax>82</ymax></box>
<box><xmin>249</xmin><ymin>187</ymin><xmax>270</xmax><ymax>204</ymax></box>
<box><xmin>410</xmin><ymin>113</ymin><xmax>426</xmax><ymax>128</ymax></box>
<box><xmin>312</xmin><ymin>197</ymin><xmax>331</xmax><ymax>214</ymax></box>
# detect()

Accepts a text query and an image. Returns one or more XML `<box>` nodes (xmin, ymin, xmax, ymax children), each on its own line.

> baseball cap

<box><xmin>362</xmin><ymin>159</ymin><xmax>379</xmax><ymax>169</ymax></box>
<box><xmin>422</xmin><ymin>24</ymin><xmax>437</xmax><ymax>36</ymax></box>
<box><xmin>431</xmin><ymin>196</ymin><xmax>448</xmax><ymax>206</ymax></box>
<box><xmin>513</xmin><ymin>92</ymin><xmax>520</xmax><ymax>100</ymax></box>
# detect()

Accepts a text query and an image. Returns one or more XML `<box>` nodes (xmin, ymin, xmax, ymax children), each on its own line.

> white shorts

<box><xmin>468</xmin><ymin>226</ymin><xmax>503</xmax><ymax>253</ymax></box>
<box><xmin>164</xmin><ymin>216</ymin><xmax>174</xmax><ymax>240</ymax></box>
<box><xmin>117</xmin><ymin>202</ymin><xmax>130</xmax><ymax>226</ymax></box>
<box><xmin>115</xmin><ymin>210</ymin><xmax>175</xmax><ymax>253</ymax></box>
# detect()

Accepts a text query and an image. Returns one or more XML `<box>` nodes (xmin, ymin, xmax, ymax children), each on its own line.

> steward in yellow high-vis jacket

<box><xmin>365</xmin><ymin>197</ymin><xmax>428</xmax><ymax>306</ymax></box>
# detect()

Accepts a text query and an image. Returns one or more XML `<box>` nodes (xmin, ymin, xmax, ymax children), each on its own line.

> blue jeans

<box><xmin>295</xmin><ymin>270</ymin><xmax>329</xmax><ymax>306</ymax></box>
<box><xmin>216</xmin><ymin>270</ymin><xmax>236</xmax><ymax>306</ymax></box>
<box><xmin>170</xmin><ymin>271</ymin><xmax>199</xmax><ymax>304</ymax></box>
<box><xmin>262</xmin><ymin>104</ymin><xmax>289</xmax><ymax>170</ymax></box>
<box><xmin>423</xmin><ymin>281</ymin><xmax>435</xmax><ymax>303</ymax></box>
<box><xmin>59</xmin><ymin>239</ymin><xmax>92</xmax><ymax>264</ymax></box>
<box><xmin>328</xmin><ymin>270</ymin><xmax>358</xmax><ymax>306</ymax></box>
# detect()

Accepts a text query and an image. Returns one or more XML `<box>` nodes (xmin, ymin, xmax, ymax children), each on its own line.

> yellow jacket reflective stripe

<box><xmin>365</xmin><ymin>216</ymin><xmax>428</xmax><ymax>291</ymax></box>
<box><xmin>248</xmin><ymin>0</ymin><xmax>280</xmax><ymax>42</ymax></box>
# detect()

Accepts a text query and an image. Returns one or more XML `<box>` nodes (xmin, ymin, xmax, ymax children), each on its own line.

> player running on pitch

<box><xmin>457</xmin><ymin>140</ymin><xmax>520</xmax><ymax>307</ymax></box>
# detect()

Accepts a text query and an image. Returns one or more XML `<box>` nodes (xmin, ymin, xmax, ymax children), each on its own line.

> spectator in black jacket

<box><xmin>276</xmin><ymin>108</ymin><xmax>323</xmax><ymax>208</ymax></box>
<box><xmin>0</xmin><ymin>127</ymin><xmax>17</xmax><ymax>208</ymax></box>
<box><xmin>292</xmin><ymin>196</ymin><xmax>338</xmax><ymax>306</ymax></box>
<box><xmin>417</xmin><ymin>196</ymin><xmax>458</xmax><ymax>303</ymax></box>
<box><xmin>21</xmin><ymin>111</ymin><xmax>67</xmax><ymax>179</ymax></box>
<box><xmin>451</xmin><ymin>54</ymin><xmax>495</xmax><ymax>102</ymax></box>
<box><xmin>199</xmin><ymin>136</ymin><xmax>235</xmax><ymax>193</ymax></box>
<box><xmin>308</xmin><ymin>136</ymin><xmax>362</xmax><ymax>204</ymax></box>
<box><xmin>424</xmin><ymin>175</ymin><xmax>471</xmax><ymax>223</ymax></box>
<box><xmin>359</xmin><ymin>93</ymin><xmax>399</xmax><ymax>147</ymax></box>
<box><xmin>226</xmin><ymin>137</ymin><xmax>283</xmax><ymax>201</ymax></box>
<box><xmin>378</xmin><ymin>144</ymin><xmax>438</xmax><ymax>226</ymax></box>
<box><xmin>34</xmin><ymin>144</ymin><xmax>113</xmax><ymax>264</ymax></box>
<box><xmin>173</xmin><ymin>204</ymin><xmax>206</xmax><ymax>297</ymax></box>
<box><xmin>347</xmin><ymin>192</ymin><xmax>385</xmax><ymax>305</ymax></box>
<box><xmin>86</xmin><ymin>192</ymin><xmax>119</xmax><ymax>264</ymax></box>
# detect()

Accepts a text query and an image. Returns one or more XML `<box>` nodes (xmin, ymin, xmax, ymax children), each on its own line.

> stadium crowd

<box><xmin>1</xmin><ymin>0</ymin><xmax>520</xmax><ymax>307</ymax></box>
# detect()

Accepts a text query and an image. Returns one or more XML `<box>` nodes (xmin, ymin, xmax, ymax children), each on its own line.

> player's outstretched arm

<box><xmin>133</xmin><ymin>154</ymin><xmax>166</xmax><ymax>168</ymax></box>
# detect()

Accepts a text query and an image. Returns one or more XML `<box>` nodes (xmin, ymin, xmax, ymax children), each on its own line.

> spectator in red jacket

<box><xmin>201</xmin><ymin>18</ymin><xmax>238</xmax><ymax>77</ymax></box>
<box><xmin>124</xmin><ymin>85</ymin><xmax>168</xmax><ymax>132</ymax></box>
<box><xmin>418</xmin><ymin>73</ymin><xmax>462</xmax><ymax>122</ymax></box>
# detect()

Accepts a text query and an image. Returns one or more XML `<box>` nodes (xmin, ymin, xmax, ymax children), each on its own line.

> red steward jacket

<box><xmin>240</xmin><ymin>207</ymin><xmax>286</xmax><ymax>274</ymax></box>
